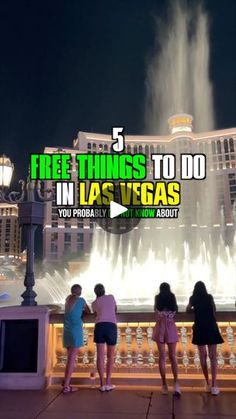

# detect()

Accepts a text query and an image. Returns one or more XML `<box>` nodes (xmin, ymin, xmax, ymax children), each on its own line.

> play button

<box><xmin>95</xmin><ymin>183</ymin><xmax>141</xmax><ymax>234</ymax></box>
<box><xmin>110</xmin><ymin>201</ymin><xmax>128</xmax><ymax>218</ymax></box>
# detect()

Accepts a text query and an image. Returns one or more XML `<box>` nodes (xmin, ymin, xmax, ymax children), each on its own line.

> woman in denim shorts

<box><xmin>92</xmin><ymin>283</ymin><xmax>117</xmax><ymax>392</ymax></box>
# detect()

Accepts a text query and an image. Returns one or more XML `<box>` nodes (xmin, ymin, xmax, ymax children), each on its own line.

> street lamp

<box><xmin>0</xmin><ymin>155</ymin><xmax>14</xmax><ymax>188</ymax></box>
<box><xmin>0</xmin><ymin>155</ymin><xmax>53</xmax><ymax>306</ymax></box>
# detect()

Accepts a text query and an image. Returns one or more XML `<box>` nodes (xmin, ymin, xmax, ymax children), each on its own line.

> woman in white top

<box><xmin>92</xmin><ymin>283</ymin><xmax>117</xmax><ymax>392</ymax></box>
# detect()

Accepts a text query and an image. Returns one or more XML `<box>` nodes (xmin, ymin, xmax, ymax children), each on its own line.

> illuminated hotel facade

<box><xmin>0</xmin><ymin>203</ymin><xmax>21</xmax><ymax>259</ymax></box>
<box><xmin>43</xmin><ymin>114</ymin><xmax>236</xmax><ymax>263</ymax></box>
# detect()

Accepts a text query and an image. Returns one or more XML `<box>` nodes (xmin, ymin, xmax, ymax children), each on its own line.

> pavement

<box><xmin>0</xmin><ymin>386</ymin><xmax>235</xmax><ymax>419</ymax></box>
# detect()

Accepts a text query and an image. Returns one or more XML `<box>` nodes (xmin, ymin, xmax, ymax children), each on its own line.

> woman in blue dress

<box><xmin>63</xmin><ymin>284</ymin><xmax>90</xmax><ymax>393</ymax></box>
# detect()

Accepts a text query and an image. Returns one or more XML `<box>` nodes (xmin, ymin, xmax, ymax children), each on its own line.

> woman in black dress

<box><xmin>186</xmin><ymin>281</ymin><xmax>223</xmax><ymax>396</ymax></box>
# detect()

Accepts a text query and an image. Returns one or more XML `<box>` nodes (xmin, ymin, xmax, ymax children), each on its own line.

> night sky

<box><xmin>0</xmin><ymin>0</ymin><xmax>235</xmax><ymax>183</ymax></box>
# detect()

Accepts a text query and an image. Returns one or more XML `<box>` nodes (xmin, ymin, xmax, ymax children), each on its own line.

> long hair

<box><xmin>154</xmin><ymin>282</ymin><xmax>178</xmax><ymax>312</ymax></box>
<box><xmin>191</xmin><ymin>281</ymin><xmax>209</xmax><ymax>305</ymax></box>
<box><xmin>192</xmin><ymin>281</ymin><xmax>208</xmax><ymax>298</ymax></box>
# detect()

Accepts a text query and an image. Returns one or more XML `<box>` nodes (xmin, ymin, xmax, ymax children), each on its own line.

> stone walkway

<box><xmin>0</xmin><ymin>387</ymin><xmax>235</xmax><ymax>419</ymax></box>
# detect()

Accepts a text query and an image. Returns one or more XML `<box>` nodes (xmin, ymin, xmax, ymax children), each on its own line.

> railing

<box><xmin>48</xmin><ymin>311</ymin><xmax>236</xmax><ymax>387</ymax></box>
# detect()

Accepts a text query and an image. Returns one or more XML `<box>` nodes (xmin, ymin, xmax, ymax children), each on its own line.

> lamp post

<box><xmin>0</xmin><ymin>155</ymin><xmax>53</xmax><ymax>306</ymax></box>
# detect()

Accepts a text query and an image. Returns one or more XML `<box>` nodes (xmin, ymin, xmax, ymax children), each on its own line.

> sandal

<box><xmin>63</xmin><ymin>385</ymin><xmax>78</xmax><ymax>394</ymax></box>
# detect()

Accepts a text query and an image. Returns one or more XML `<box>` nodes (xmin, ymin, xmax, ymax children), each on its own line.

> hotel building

<box><xmin>0</xmin><ymin>203</ymin><xmax>21</xmax><ymax>259</ymax></box>
<box><xmin>43</xmin><ymin>114</ymin><xmax>236</xmax><ymax>263</ymax></box>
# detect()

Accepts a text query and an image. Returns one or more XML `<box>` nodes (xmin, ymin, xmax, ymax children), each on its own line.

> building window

<box><xmin>77</xmin><ymin>232</ymin><xmax>84</xmax><ymax>253</ymax></box>
<box><xmin>51</xmin><ymin>243</ymin><xmax>57</xmax><ymax>252</ymax></box>
<box><xmin>229</xmin><ymin>138</ymin><xmax>234</xmax><ymax>152</ymax></box>
<box><xmin>51</xmin><ymin>233</ymin><xmax>58</xmax><ymax>241</ymax></box>
<box><xmin>77</xmin><ymin>233</ymin><xmax>83</xmax><ymax>242</ymax></box>
<box><xmin>77</xmin><ymin>242</ymin><xmax>83</xmax><ymax>251</ymax></box>
<box><xmin>217</xmin><ymin>140</ymin><xmax>221</xmax><ymax>154</ymax></box>
<box><xmin>224</xmin><ymin>139</ymin><xmax>229</xmax><ymax>154</ymax></box>
<box><xmin>64</xmin><ymin>233</ymin><xmax>71</xmax><ymax>242</ymax></box>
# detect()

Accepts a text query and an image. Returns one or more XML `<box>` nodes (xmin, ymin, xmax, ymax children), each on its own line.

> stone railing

<box><xmin>48</xmin><ymin>311</ymin><xmax>236</xmax><ymax>387</ymax></box>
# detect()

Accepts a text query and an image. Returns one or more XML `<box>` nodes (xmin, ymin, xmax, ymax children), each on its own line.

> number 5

<box><xmin>111</xmin><ymin>127</ymin><xmax>125</xmax><ymax>152</ymax></box>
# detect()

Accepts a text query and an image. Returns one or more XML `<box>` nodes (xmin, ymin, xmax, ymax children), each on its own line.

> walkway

<box><xmin>0</xmin><ymin>386</ymin><xmax>235</xmax><ymax>419</ymax></box>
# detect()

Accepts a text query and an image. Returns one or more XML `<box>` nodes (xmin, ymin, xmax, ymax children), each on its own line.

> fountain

<box><xmin>145</xmin><ymin>1</ymin><xmax>214</xmax><ymax>133</ymax></box>
<box><xmin>74</xmin><ymin>1</ymin><xmax>234</xmax><ymax>310</ymax></box>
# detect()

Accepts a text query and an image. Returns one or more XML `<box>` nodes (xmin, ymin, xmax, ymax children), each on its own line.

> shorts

<box><xmin>94</xmin><ymin>322</ymin><xmax>117</xmax><ymax>345</ymax></box>
<box><xmin>152</xmin><ymin>320</ymin><xmax>179</xmax><ymax>344</ymax></box>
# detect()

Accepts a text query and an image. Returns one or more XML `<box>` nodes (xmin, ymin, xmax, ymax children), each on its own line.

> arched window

<box><xmin>92</xmin><ymin>143</ymin><xmax>97</xmax><ymax>150</ymax></box>
<box><xmin>133</xmin><ymin>145</ymin><xmax>138</xmax><ymax>154</ymax></box>
<box><xmin>150</xmin><ymin>145</ymin><xmax>154</xmax><ymax>154</ymax></box>
<box><xmin>145</xmin><ymin>145</ymin><xmax>149</xmax><ymax>156</ymax></box>
<box><xmin>98</xmin><ymin>143</ymin><xmax>103</xmax><ymax>151</ymax></box>
<box><xmin>217</xmin><ymin>140</ymin><xmax>221</xmax><ymax>154</ymax></box>
<box><xmin>224</xmin><ymin>139</ymin><xmax>229</xmax><ymax>154</ymax></box>
<box><xmin>229</xmin><ymin>138</ymin><xmax>234</xmax><ymax>152</ymax></box>
<box><xmin>156</xmin><ymin>145</ymin><xmax>161</xmax><ymax>153</ymax></box>
<box><xmin>127</xmin><ymin>145</ymin><xmax>131</xmax><ymax>153</ymax></box>
<box><xmin>104</xmin><ymin>144</ymin><xmax>108</xmax><ymax>151</ymax></box>
<box><xmin>87</xmin><ymin>142</ymin><xmax>91</xmax><ymax>149</ymax></box>
<box><xmin>138</xmin><ymin>145</ymin><xmax>143</xmax><ymax>153</ymax></box>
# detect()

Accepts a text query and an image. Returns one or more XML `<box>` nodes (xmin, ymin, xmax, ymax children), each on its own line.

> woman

<box><xmin>153</xmin><ymin>282</ymin><xmax>181</xmax><ymax>396</ymax></box>
<box><xmin>63</xmin><ymin>284</ymin><xmax>90</xmax><ymax>394</ymax></box>
<box><xmin>92</xmin><ymin>283</ymin><xmax>117</xmax><ymax>392</ymax></box>
<box><xmin>186</xmin><ymin>281</ymin><xmax>223</xmax><ymax>396</ymax></box>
